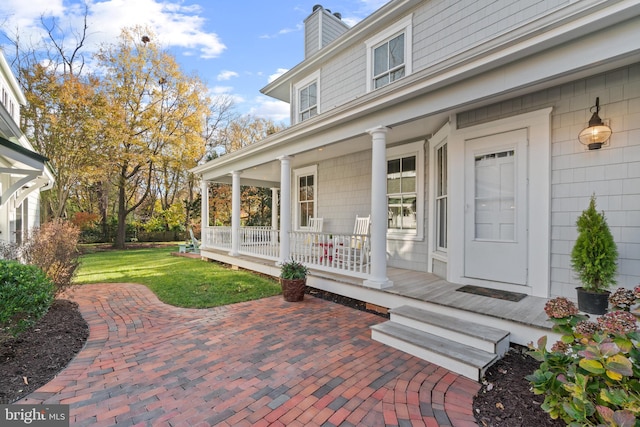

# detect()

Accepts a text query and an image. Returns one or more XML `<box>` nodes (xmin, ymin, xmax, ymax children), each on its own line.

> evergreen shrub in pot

<box><xmin>279</xmin><ymin>258</ymin><xmax>308</xmax><ymax>302</ymax></box>
<box><xmin>571</xmin><ymin>195</ymin><xmax>618</xmax><ymax>314</ymax></box>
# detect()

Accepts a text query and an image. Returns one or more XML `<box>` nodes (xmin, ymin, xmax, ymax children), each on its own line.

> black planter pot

<box><xmin>576</xmin><ymin>287</ymin><xmax>610</xmax><ymax>315</ymax></box>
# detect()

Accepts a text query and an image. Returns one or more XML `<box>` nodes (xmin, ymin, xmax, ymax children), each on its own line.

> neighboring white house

<box><xmin>0</xmin><ymin>51</ymin><xmax>54</xmax><ymax>246</ymax></box>
<box><xmin>193</xmin><ymin>1</ymin><xmax>640</xmax><ymax>375</ymax></box>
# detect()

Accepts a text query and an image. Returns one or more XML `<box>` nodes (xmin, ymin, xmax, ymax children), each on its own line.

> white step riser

<box><xmin>371</xmin><ymin>329</ymin><xmax>485</xmax><ymax>381</ymax></box>
<box><xmin>391</xmin><ymin>313</ymin><xmax>502</xmax><ymax>355</ymax></box>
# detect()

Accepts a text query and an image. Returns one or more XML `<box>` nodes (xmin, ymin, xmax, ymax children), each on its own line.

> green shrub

<box><xmin>0</xmin><ymin>260</ymin><xmax>55</xmax><ymax>340</ymax></box>
<box><xmin>527</xmin><ymin>296</ymin><xmax>640</xmax><ymax>426</ymax></box>
<box><xmin>21</xmin><ymin>219</ymin><xmax>81</xmax><ymax>295</ymax></box>
<box><xmin>571</xmin><ymin>195</ymin><xmax>618</xmax><ymax>293</ymax></box>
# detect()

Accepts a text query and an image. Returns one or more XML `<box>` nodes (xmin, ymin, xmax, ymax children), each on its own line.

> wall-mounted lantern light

<box><xmin>578</xmin><ymin>97</ymin><xmax>612</xmax><ymax>150</ymax></box>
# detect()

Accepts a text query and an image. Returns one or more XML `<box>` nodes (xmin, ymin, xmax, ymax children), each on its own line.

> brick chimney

<box><xmin>304</xmin><ymin>5</ymin><xmax>350</xmax><ymax>58</ymax></box>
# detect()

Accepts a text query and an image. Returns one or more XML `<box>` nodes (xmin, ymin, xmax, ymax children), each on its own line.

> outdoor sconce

<box><xmin>578</xmin><ymin>97</ymin><xmax>612</xmax><ymax>150</ymax></box>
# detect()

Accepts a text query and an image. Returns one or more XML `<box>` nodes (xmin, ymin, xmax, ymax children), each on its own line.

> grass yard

<box><xmin>74</xmin><ymin>246</ymin><xmax>281</xmax><ymax>308</ymax></box>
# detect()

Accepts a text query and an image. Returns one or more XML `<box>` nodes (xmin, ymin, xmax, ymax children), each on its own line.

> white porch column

<box><xmin>229</xmin><ymin>170</ymin><xmax>242</xmax><ymax>256</ymax></box>
<box><xmin>278</xmin><ymin>156</ymin><xmax>292</xmax><ymax>265</ymax></box>
<box><xmin>200</xmin><ymin>180</ymin><xmax>209</xmax><ymax>247</ymax></box>
<box><xmin>271</xmin><ymin>187</ymin><xmax>279</xmax><ymax>230</ymax></box>
<box><xmin>201</xmin><ymin>180</ymin><xmax>209</xmax><ymax>227</ymax></box>
<box><xmin>364</xmin><ymin>126</ymin><xmax>393</xmax><ymax>289</ymax></box>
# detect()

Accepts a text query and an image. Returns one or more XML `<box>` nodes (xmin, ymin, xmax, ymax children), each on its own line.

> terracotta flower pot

<box><xmin>576</xmin><ymin>287</ymin><xmax>610</xmax><ymax>315</ymax></box>
<box><xmin>280</xmin><ymin>278</ymin><xmax>306</xmax><ymax>302</ymax></box>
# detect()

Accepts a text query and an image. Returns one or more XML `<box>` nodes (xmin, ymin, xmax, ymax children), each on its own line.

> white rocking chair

<box><xmin>335</xmin><ymin>215</ymin><xmax>370</xmax><ymax>270</ymax></box>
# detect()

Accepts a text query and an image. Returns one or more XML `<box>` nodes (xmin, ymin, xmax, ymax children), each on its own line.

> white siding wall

<box><xmin>316</xmin><ymin>150</ymin><xmax>371</xmax><ymax>234</ymax></box>
<box><xmin>320</xmin><ymin>43</ymin><xmax>366</xmax><ymax>113</ymax></box>
<box><xmin>414</xmin><ymin>0</ymin><xmax>566</xmax><ymax>70</ymax></box>
<box><xmin>458</xmin><ymin>63</ymin><xmax>640</xmax><ymax>298</ymax></box>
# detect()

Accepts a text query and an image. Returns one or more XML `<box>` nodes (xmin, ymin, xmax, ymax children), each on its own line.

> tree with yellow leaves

<box><xmin>95</xmin><ymin>26</ymin><xmax>210</xmax><ymax>248</ymax></box>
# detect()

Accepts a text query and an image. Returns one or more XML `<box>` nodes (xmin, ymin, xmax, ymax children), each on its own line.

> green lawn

<box><xmin>74</xmin><ymin>246</ymin><xmax>281</xmax><ymax>308</ymax></box>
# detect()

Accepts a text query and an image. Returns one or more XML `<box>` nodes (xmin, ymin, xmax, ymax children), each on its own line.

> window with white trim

<box><xmin>435</xmin><ymin>142</ymin><xmax>448</xmax><ymax>250</ymax></box>
<box><xmin>293</xmin><ymin>71</ymin><xmax>320</xmax><ymax>124</ymax></box>
<box><xmin>386</xmin><ymin>141</ymin><xmax>423</xmax><ymax>238</ymax></box>
<box><xmin>365</xmin><ymin>14</ymin><xmax>412</xmax><ymax>92</ymax></box>
<box><xmin>294</xmin><ymin>165</ymin><xmax>317</xmax><ymax>229</ymax></box>
<box><xmin>298</xmin><ymin>81</ymin><xmax>317</xmax><ymax>122</ymax></box>
<box><xmin>373</xmin><ymin>33</ymin><xmax>405</xmax><ymax>89</ymax></box>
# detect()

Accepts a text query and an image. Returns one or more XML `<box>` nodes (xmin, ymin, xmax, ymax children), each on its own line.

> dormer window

<box><xmin>294</xmin><ymin>71</ymin><xmax>320</xmax><ymax>124</ymax></box>
<box><xmin>366</xmin><ymin>14</ymin><xmax>412</xmax><ymax>92</ymax></box>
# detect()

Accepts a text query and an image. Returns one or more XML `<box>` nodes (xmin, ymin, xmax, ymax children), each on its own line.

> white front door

<box><xmin>464</xmin><ymin>129</ymin><xmax>528</xmax><ymax>285</ymax></box>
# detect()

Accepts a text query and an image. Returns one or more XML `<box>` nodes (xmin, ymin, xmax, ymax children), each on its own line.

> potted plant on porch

<box><xmin>571</xmin><ymin>195</ymin><xmax>618</xmax><ymax>315</ymax></box>
<box><xmin>279</xmin><ymin>258</ymin><xmax>309</xmax><ymax>302</ymax></box>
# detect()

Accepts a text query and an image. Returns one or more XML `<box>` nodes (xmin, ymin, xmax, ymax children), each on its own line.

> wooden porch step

<box><xmin>371</xmin><ymin>322</ymin><xmax>498</xmax><ymax>381</ymax></box>
<box><xmin>389</xmin><ymin>305</ymin><xmax>510</xmax><ymax>356</ymax></box>
<box><xmin>370</xmin><ymin>305</ymin><xmax>510</xmax><ymax>381</ymax></box>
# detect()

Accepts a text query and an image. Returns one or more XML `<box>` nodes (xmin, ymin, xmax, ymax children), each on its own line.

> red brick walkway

<box><xmin>19</xmin><ymin>283</ymin><xmax>480</xmax><ymax>426</ymax></box>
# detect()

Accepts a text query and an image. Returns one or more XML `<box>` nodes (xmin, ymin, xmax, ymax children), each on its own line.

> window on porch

<box><xmin>294</xmin><ymin>165</ymin><xmax>317</xmax><ymax>229</ymax></box>
<box><xmin>436</xmin><ymin>143</ymin><xmax>447</xmax><ymax>250</ymax></box>
<box><xmin>387</xmin><ymin>155</ymin><xmax>416</xmax><ymax>231</ymax></box>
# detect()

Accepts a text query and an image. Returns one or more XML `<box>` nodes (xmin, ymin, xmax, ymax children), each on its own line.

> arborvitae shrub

<box><xmin>570</xmin><ymin>195</ymin><xmax>618</xmax><ymax>292</ymax></box>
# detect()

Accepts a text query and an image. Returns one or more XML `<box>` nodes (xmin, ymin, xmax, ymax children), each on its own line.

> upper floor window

<box><xmin>293</xmin><ymin>71</ymin><xmax>320</xmax><ymax>124</ymax></box>
<box><xmin>299</xmin><ymin>82</ymin><xmax>317</xmax><ymax>122</ymax></box>
<box><xmin>373</xmin><ymin>33</ymin><xmax>405</xmax><ymax>89</ymax></box>
<box><xmin>366</xmin><ymin>14</ymin><xmax>412</xmax><ymax>92</ymax></box>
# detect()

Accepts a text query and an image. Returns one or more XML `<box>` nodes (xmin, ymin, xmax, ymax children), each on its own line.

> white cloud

<box><xmin>247</xmin><ymin>95</ymin><xmax>289</xmax><ymax>124</ymax></box>
<box><xmin>0</xmin><ymin>0</ymin><xmax>226</xmax><ymax>60</ymax></box>
<box><xmin>211</xmin><ymin>85</ymin><xmax>233</xmax><ymax>94</ymax></box>
<box><xmin>259</xmin><ymin>23</ymin><xmax>303</xmax><ymax>39</ymax></box>
<box><xmin>268</xmin><ymin>68</ymin><xmax>288</xmax><ymax>84</ymax></box>
<box><xmin>217</xmin><ymin>70</ymin><xmax>238</xmax><ymax>81</ymax></box>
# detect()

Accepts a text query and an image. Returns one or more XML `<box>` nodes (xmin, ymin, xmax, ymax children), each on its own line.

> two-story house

<box><xmin>192</xmin><ymin>0</ymin><xmax>640</xmax><ymax>379</ymax></box>
<box><xmin>0</xmin><ymin>51</ymin><xmax>54</xmax><ymax>246</ymax></box>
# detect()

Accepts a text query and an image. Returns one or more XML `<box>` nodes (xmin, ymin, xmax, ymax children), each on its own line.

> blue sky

<box><xmin>0</xmin><ymin>0</ymin><xmax>388</xmax><ymax>124</ymax></box>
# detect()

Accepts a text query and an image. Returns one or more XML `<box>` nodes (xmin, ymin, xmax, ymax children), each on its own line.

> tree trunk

<box><xmin>114</xmin><ymin>171</ymin><xmax>128</xmax><ymax>249</ymax></box>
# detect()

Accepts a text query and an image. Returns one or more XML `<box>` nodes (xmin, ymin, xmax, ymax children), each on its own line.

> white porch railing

<box><xmin>202</xmin><ymin>227</ymin><xmax>370</xmax><ymax>277</ymax></box>
<box><xmin>238</xmin><ymin>226</ymin><xmax>279</xmax><ymax>260</ymax></box>
<box><xmin>290</xmin><ymin>231</ymin><xmax>370</xmax><ymax>277</ymax></box>
<box><xmin>203</xmin><ymin>226</ymin><xmax>232</xmax><ymax>250</ymax></box>
<box><xmin>203</xmin><ymin>226</ymin><xmax>279</xmax><ymax>260</ymax></box>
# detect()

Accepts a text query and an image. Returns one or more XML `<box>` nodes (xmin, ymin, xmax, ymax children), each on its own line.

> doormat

<box><xmin>456</xmin><ymin>285</ymin><xmax>527</xmax><ymax>302</ymax></box>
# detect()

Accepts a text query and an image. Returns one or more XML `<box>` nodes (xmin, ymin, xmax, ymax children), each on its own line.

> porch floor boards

<box><xmin>199</xmin><ymin>247</ymin><xmax>552</xmax><ymax>332</ymax></box>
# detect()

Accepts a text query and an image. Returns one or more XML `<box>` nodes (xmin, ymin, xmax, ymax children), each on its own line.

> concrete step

<box><xmin>389</xmin><ymin>305</ymin><xmax>510</xmax><ymax>357</ymax></box>
<box><xmin>371</xmin><ymin>321</ymin><xmax>498</xmax><ymax>381</ymax></box>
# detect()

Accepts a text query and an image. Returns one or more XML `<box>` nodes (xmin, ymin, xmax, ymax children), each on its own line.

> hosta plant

<box><xmin>527</xmin><ymin>297</ymin><xmax>640</xmax><ymax>426</ymax></box>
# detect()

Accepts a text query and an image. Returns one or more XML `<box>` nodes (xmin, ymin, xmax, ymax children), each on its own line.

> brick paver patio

<box><xmin>19</xmin><ymin>283</ymin><xmax>480</xmax><ymax>426</ymax></box>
